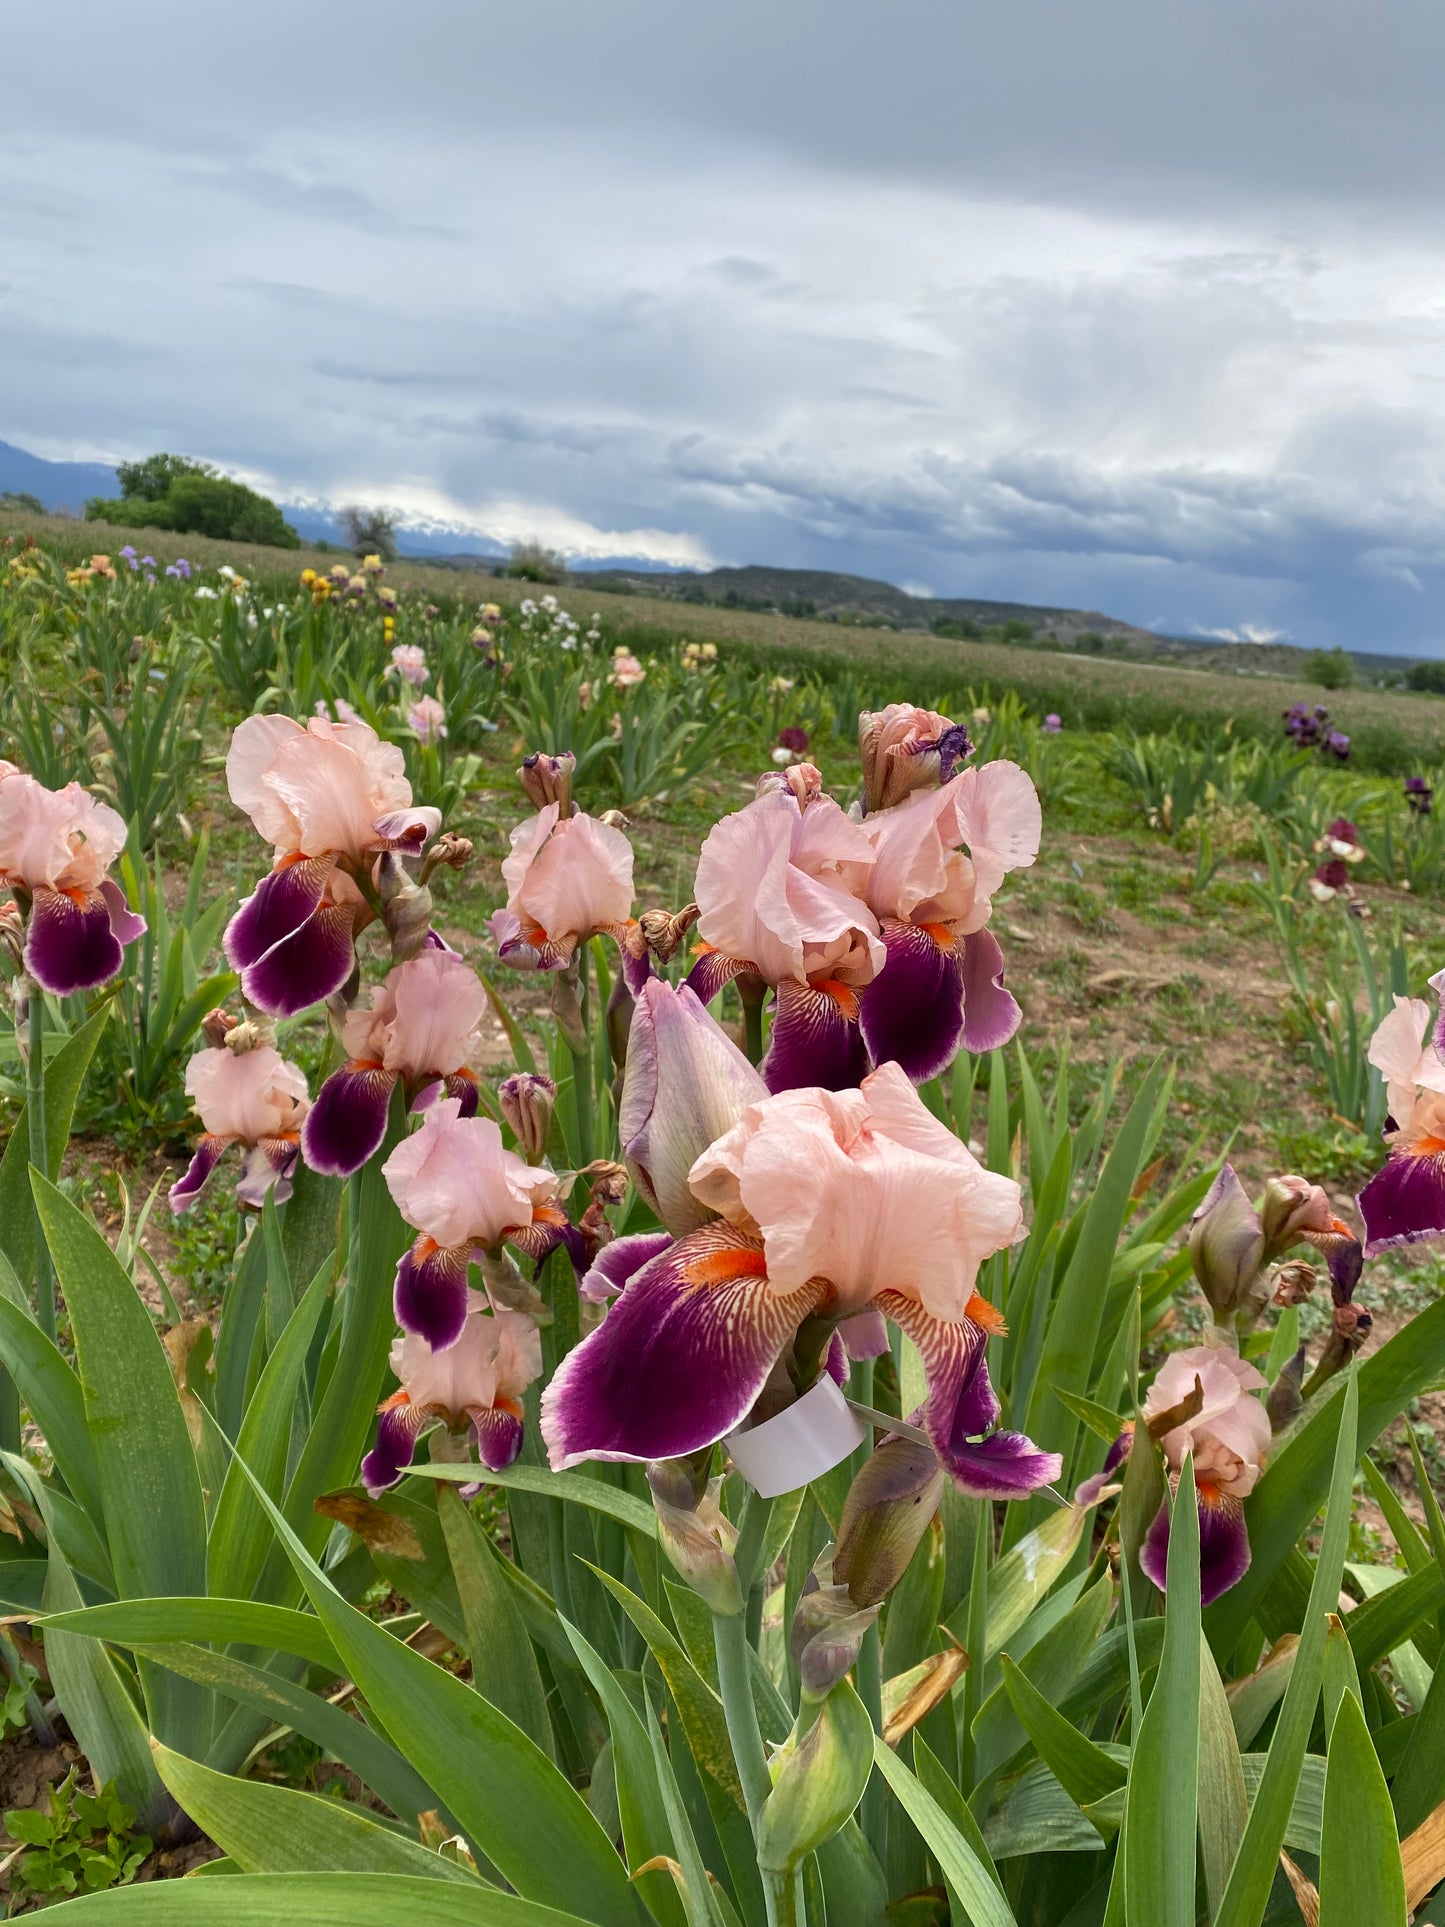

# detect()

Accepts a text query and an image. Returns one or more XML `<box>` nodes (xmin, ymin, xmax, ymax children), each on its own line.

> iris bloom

<box><xmin>224</xmin><ymin>715</ymin><xmax>441</xmax><ymax>1017</ymax></box>
<box><xmin>491</xmin><ymin>802</ymin><xmax>643</xmax><ymax>980</ymax></box>
<box><xmin>303</xmin><ymin>949</ymin><xmax>488</xmax><ymax>1177</ymax></box>
<box><xmin>0</xmin><ymin>768</ymin><xmax>146</xmax><ymax>994</ymax></box>
<box><xmin>383</xmin><ymin>1099</ymin><xmax>568</xmax><ymax>1349</ymax></box>
<box><xmin>686</xmin><ymin>783</ymin><xmax>883</xmax><ymax>1092</ymax></box>
<box><xmin>391</xmin><ymin>644</ymin><xmax>428</xmax><ymax>686</ymax></box>
<box><xmin>361</xmin><ymin>1295</ymin><xmax>542</xmax><ymax>1493</ymax></box>
<box><xmin>1138</xmin><ymin>1346</ymin><xmax>1270</xmax><ymax>1605</ymax></box>
<box><xmin>169</xmin><ymin>1043</ymin><xmax>310</xmax><ymax>1212</ymax></box>
<box><xmin>543</xmin><ymin>1061</ymin><xmax>1063</xmax><ymax>1501</ymax></box>
<box><xmin>408</xmin><ymin>696</ymin><xmax>447</xmax><ymax>744</ymax></box>
<box><xmin>856</xmin><ymin>759</ymin><xmax>1040</xmax><ymax>1079</ymax></box>
<box><xmin>1358</xmin><ymin>982</ymin><xmax>1445</xmax><ymax>1255</ymax></box>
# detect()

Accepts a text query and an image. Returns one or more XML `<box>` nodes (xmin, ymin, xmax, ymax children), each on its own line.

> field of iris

<box><xmin>1</xmin><ymin>513</ymin><xmax>1445</xmax><ymax>1923</ymax></box>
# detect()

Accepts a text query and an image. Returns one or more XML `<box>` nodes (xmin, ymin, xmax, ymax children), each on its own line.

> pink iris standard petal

<box><xmin>861</xmin><ymin>785</ymin><xmax>973</xmax><ymax>926</ymax></box>
<box><xmin>1368</xmin><ymin>994</ymin><xmax>1445</xmax><ymax>1124</ymax></box>
<box><xmin>947</xmin><ymin>760</ymin><xmax>1042</xmax><ymax>918</ymax></box>
<box><xmin>0</xmin><ymin>775</ymin><xmax>127</xmax><ymax>892</ymax></box>
<box><xmin>227</xmin><ymin>713</ymin><xmax>433</xmax><ymax>863</ymax></box>
<box><xmin>541</xmin><ymin>1222</ymin><xmax>827</xmax><ymax>1469</ymax></box>
<box><xmin>694</xmin><ymin>792</ymin><xmax>880</xmax><ymax>990</ymax></box>
<box><xmin>382</xmin><ymin>949</ymin><xmax>487</xmax><ymax>1078</ymax></box>
<box><xmin>1142</xmin><ymin>1346</ymin><xmax>1270</xmax><ymax>1489</ymax></box>
<box><xmin>501</xmin><ymin>804</ymin><xmax>634</xmax><ymax>953</ymax></box>
<box><xmin>98</xmin><ymin>877</ymin><xmax>147</xmax><ymax>947</ymax></box>
<box><xmin>382</xmin><ymin>1101</ymin><xmax>557</xmax><ymax>1250</ymax></box>
<box><xmin>185</xmin><ymin>1046</ymin><xmax>309</xmax><ymax>1142</ymax></box>
<box><xmin>690</xmin><ymin>1061</ymin><xmax>1023</xmax><ymax>1323</ymax></box>
<box><xmin>958</xmin><ymin>927</ymin><xmax>1022</xmax><ymax>1053</ymax></box>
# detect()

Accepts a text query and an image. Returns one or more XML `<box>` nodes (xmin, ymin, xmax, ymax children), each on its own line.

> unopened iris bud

<box><xmin>790</xmin><ymin>1559</ymin><xmax>881</xmax><ymax>1699</ymax></box>
<box><xmin>499</xmin><ymin>1072</ymin><xmax>557</xmax><ymax>1163</ymax></box>
<box><xmin>646</xmin><ymin>1462</ymin><xmax>742</xmax><ymax>1615</ymax></box>
<box><xmin>518</xmin><ymin>751</ymin><xmax>576</xmax><ymax>816</ymax></box>
<box><xmin>858</xmin><ymin>704</ymin><xmax>972</xmax><ymax>815</ymax></box>
<box><xmin>377</xmin><ymin>850</ymin><xmax>434</xmax><ymax>963</ymax></box>
<box><xmin>1189</xmin><ymin>1165</ymin><xmax>1265</xmax><ymax>1320</ymax></box>
<box><xmin>833</xmin><ymin>1430</ymin><xmax>946</xmax><ymax>1609</ymax></box>
<box><xmin>1259</xmin><ymin>1175</ymin><xmax>1335</xmax><ymax>1256</ymax></box>
<box><xmin>1267</xmin><ymin>1347</ymin><xmax>1306</xmax><ymax>1432</ymax></box>
<box><xmin>638</xmin><ymin>903</ymin><xmax>700</xmax><ymax>965</ymax></box>
<box><xmin>420</xmin><ymin>831</ymin><xmax>473</xmax><ymax>885</ymax></box>
<box><xmin>757</xmin><ymin>1676</ymin><xmax>875</xmax><ymax>1873</ymax></box>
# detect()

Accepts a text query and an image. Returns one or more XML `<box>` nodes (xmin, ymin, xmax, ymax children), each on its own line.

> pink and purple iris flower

<box><xmin>302</xmin><ymin>948</ymin><xmax>487</xmax><ymax>1178</ymax></box>
<box><xmin>362</xmin><ymin>1296</ymin><xmax>542</xmax><ymax>1493</ymax></box>
<box><xmin>1359</xmin><ymin>980</ymin><xmax>1445</xmax><ymax>1255</ymax></box>
<box><xmin>0</xmin><ymin>765</ymin><xmax>147</xmax><ymax>994</ymax></box>
<box><xmin>490</xmin><ymin>800</ymin><xmax>651</xmax><ymax>992</ymax></box>
<box><xmin>381</xmin><ymin>1099</ymin><xmax>570</xmax><ymax>1350</ymax></box>
<box><xmin>223</xmin><ymin>715</ymin><xmax>442</xmax><ymax>1017</ymax></box>
<box><xmin>684</xmin><ymin>705</ymin><xmax>1040</xmax><ymax>1092</ymax></box>
<box><xmin>169</xmin><ymin>1041</ymin><xmax>310</xmax><ymax>1212</ymax></box>
<box><xmin>544</xmin><ymin>1008</ymin><xmax>1063</xmax><ymax>1504</ymax></box>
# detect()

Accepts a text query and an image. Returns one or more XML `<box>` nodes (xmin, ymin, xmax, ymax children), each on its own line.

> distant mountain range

<box><xmin>0</xmin><ymin>436</ymin><xmax>1418</xmax><ymax>678</ymax></box>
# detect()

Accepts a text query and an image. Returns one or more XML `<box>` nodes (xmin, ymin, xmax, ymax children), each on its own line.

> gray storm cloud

<box><xmin>4</xmin><ymin>0</ymin><xmax>1445</xmax><ymax>649</ymax></box>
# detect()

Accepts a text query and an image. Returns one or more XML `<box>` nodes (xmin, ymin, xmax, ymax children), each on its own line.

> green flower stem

<box><xmin>848</xmin><ymin>1356</ymin><xmax>886</xmax><ymax>1858</ymax></box>
<box><xmin>569</xmin><ymin>1042</ymin><xmax>595</xmax><ymax>1168</ymax></box>
<box><xmin>714</xmin><ymin>1605</ymin><xmax>772</xmax><ymax>1825</ymax></box>
<box><xmin>25</xmin><ymin>984</ymin><xmax>55</xmax><ymax>1344</ymax></box>
<box><xmin>762</xmin><ymin>1870</ymin><xmax>803</xmax><ymax>1927</ymax></box>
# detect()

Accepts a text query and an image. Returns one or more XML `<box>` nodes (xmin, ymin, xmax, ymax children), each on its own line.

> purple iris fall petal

<box><xmin>238</xmin><ymin>900</ymin><xmax>360</xmax><ymax>1017</ymax></box>
<box><xmin>441</xmin><ymin>1071</ymin><xmax>481</xmax><ymax>1118</ymax></box>
<box><xmin>959</xmin><ymin>927</ymin><xmax>1023</xmax><ymax>1054</ymax></box>
<box><xmin>361</xmin><ymin>1403</ymin><xmax>427</xmax><ymax>1494</ymax></box>
<box><xmin>1140</xmin><ymin>1489</ymin><xmax>1251</xmax><ymax>1607</ymax></box>
<box><xmin>472</xmin><ymin>1404</ymin><xmax>525</xmax><ymax>1470</ymax></box>
<box><xmin>858</xmin><ymin>921</ymin><xmax>966</xmax><ymax>1083</ymax></box>
<box><xmin>98</xmin><ymin>878</ymin><xmax>147</xmax><ymax>947</ymax></box>
<box><xmin>225</xmin><ymin>856</ymin><xmax>334</xmax><ymax>969</ymax></box>
<box><xmin>302</xmin><ymin>1064</ymin><xmax>398</xmax><ymax>1177</ymax></box>
<box><xmin>880</xmin><ymin>1289</ymin><xmax>1063</xmax><ymax>1499</ymax></box>
<box><xmin>394</xmin><ymin>1240</ymin><xmax>473</xmax><ymax>1350</ymax></box>
<box><xmin>168</xmin><ymin>1134</ymin><xmax>237</xmax><ymax>1213</ymax></box>
<box><xmin>685</xmin><ymin>949</ymin><xmax>756</xmax><ymax>1006</ymax></box>
<box><xmin>24</xmin><ymin>886</ymin><xmax>126</xmax><ymax>995</ymax></box>
<box><xmin>235</xmin><ymin>1140</ymin><xmax>300</xmax><ymax>1209</ymax></box>
<box><xmin>579</xmin><ymin>1229</ymin><xmax>674</xmax><ymax>1304</ymax></box>
<box><xmin>1359</xmin><ymin>1149</ymin><xmax>1445</xmax><ymax>1257</ymax></box>
<box><xmin>541</xmin><ymin>1222</ymin><xmax>828</xmax><ymax>1468</ymax></box>
<box><xmin>763</xmin><ymin>978</ymin><xmax>870</xmax><ymax>1094</ymax></box>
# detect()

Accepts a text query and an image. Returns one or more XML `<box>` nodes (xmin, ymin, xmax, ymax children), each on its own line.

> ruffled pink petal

<box><xmin>382</xmin><ymin>950</ymin><xmax>488</xmax><ymax>1079</ymax></box>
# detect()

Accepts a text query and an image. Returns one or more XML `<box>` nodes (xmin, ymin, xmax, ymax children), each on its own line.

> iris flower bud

<box><xmin>833</xmin><ymin>1430</ymin><xmax>946</xmax><ymax>1609</ymax></box>
<box><xmin>645</xmin><ymin>1462</ymin><xmax>742</xmax><ymax>1616</ymax></box>
<box><xmin>1188</xmin><ymin>1165</ymin><xmax>1265</xmax><ymax>1321</ymax></box>
<box><xmin>519</xmin><ymin>751</ymin><xmax>576</xmax><ymax>816</ymax></box>
<box><xmin>498</xmin><ymin>1072</ymin><xmax>558</xmax><ymax>1164</ymax></box>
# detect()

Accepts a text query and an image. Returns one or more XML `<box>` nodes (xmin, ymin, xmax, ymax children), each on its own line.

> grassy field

<box><xmin>5</xmin><ymin>508</ymin><xmax>1445</xmax><ymax>1400</ymax></box>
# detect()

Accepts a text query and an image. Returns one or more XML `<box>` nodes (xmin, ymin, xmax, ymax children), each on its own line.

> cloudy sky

<box><xmin>6</xmin><ymin>0</ymin><xmax>1445</xmax><ymax>651</ymax></box>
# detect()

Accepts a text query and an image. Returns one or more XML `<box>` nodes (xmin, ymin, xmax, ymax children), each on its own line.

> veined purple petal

<box><xmin>303</xmin><ymin>1063</ymin><xmax>398</xmax><ymax>1177</ymax></box>
<box><xmin>362</xmin><ymin>1400</ymin><xmax>429</xmax><ymax>1494</ymax></box>
<box><xmin>959</xmin><ymin>928</ymin><xmax>1022</xmax><ymax>1054</ymax></box>
<box><xmin>394</xmin><ymin>1239</ymin><xmax>472</xmax><ymax>1350</ymax></box>
<box><xmin>236</xmin><ymin>1138</ymin><xmax>301</xmax><ymax>1209</ymax></box>
<box><xmin>24</xmin><ymin>887</ymin><xmax>125</xmax><ymax>994</ymax></box>
<box><xmin>685</xmin><ymin>948</ymin><xmax>758</xmax><ymax>1006</ymax></box>
<box><xmin>1359</xmin><ymin>1149</ymin><xmax>1445</xmax><ymax>1257</ymax></box>
<box><xmin>838</xmin><ymin>1309</ymin><xmax>890</xmax><ymax>1359</ymax></box>
<box><xmin>540</xmin><ymin>1222</ymin><xmax>826</xmax><ymax>1468</ymax></box>
<box><xmin>1141</xmin><ymin>1488</ymin><xmax>1251</xmax><ymax>1607</ymax></box>
<box><xmin>880</xmin><ymin>1290</ymin><xmax>1062</xmax><ymax>1499</ymax></box>
<box><xmin>472</xmin><ymin>1403</ymin><xmax>525</xmax><ymax>1471</ymax></box>
<box><xmin>441</xmin><ymin>1070</ymin><xmax>480</xmax><ymax>1117</ymax></box>
<box><xmin>580</xmin><ymin>1229</ymin><xmax>674</xmax><ymax>1304</ymax></box>
<box><xmin>763</xmin><ymin>977</ymin><xmax>870</xmax><ymax>1094</ymax></box>
<box><xmin>225</xmin><ymin>856</ymin><xmax>334</xmax><ymax>971</ymax></box>
<box><xmin>98</xmin><ymin>877</ymin><xmax>147</xmax><ymax>947</ymax></box>
<box><xmin>168</xmin><ymin>1134</ymin><xmax>238</xmax><ymax>1213</ymax></box>
<box><xmin>238</xmin><ymin>901</ymin><xmax>360</xmax><ymax>1017</ymax></box>
<box><xmin>858</xmin><ymin>920</ymin><xmax>965</xmax><ymax>1083</ymax></box>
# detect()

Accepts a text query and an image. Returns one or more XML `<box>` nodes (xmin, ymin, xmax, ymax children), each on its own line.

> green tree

<box><xmin>1305</xmin><ymin>646</ymin><xmax>1355</xmax><ymax>690</ymax></box>
<box><xmin>85</xmin><ymin>459</ymin><xmax>299</xmax><ymax>548</ymax></box>
<box><xmin>115</xmin><ymin>453</ymin><xmax>214</xmax><ymax>500</ymax></box>
<box><xmin>1405</xmin><ymin>659</ymin><xmax>1445</xmax><ymax>694</ymax></box>
<box><xmin>0</xmin><ymin>491</ymin><xmax>44</xmax><ymax>514</ymax></box>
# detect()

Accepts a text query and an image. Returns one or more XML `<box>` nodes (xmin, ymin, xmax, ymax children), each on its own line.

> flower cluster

<box><xmin>0</xmin><ymin>764</ymin><xmax>146</xmax><ymax>995</ymax></box>
<box><xmin>1283</xmin><ymin>702</ymin><xmax>1350</xmax><ymax>761</ymax></box>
